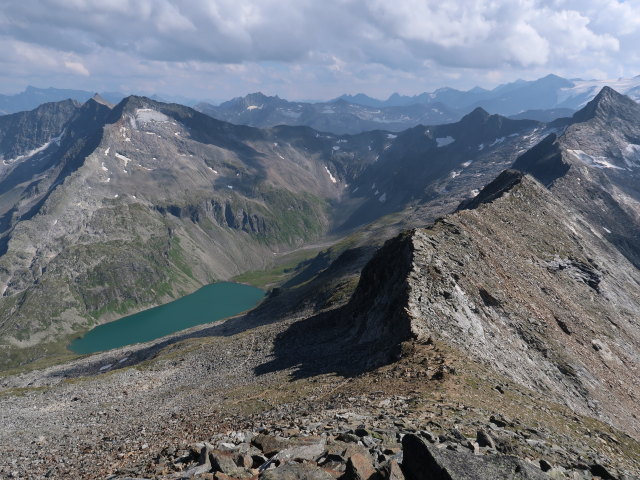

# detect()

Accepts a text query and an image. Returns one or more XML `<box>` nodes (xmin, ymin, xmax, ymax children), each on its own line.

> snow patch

<box><xmin>332</xmin><ymin>146</ymin><xmax>340</xmax><ymax>151</ymax></box>
<box><xmin>490</xmin><ymin>137</ymin><xmax>505</xmax><ymax>147</ymax></box>
<box><xmin>99</xmin><ymin>364</ymin><xmax>112</xmax><ymax>371</ymax></box>
<box><xmin>104</xmin><ymin>147</ymin><xmax>110</xmax><ymax>156</ymax></box>
<box><xmin>386</xmin><ymin>134</ymin><xmax>397</xmax><ymax>139</ymax></box>
<box><xmin>115</xmin><ymin>152</ymin><xmax>132</xmax><ymax>166</ymax></box>
<box><xmin>101</xmin><ymin>162</ymin><xmax>108</xmax><ymax>172</ymax></box>
<box><xmin>461</xmin><ymin>161</ymin><xmax>473</xmax><ymax>168</ymax></box>
<box><xmin>603</xmin><ymin>227</ymin><xmax>612</xmax><ymax>234</ymax></box>
<box><xmin>623</xmin><ymin>143</ymin><xmax>640</xmax><ymax>167</ymax></box>
<box><xmin>324</xmin><ymin>166</ymin><xmax>337</xmax><ymax>183</ymax></box>
<box><xmin>136</xmin><ymin>108</ymin><xmax>170</xmax><ymax>124</ymax></box>
<box><xmin>227</xmin><ymin>185</ymin><xmax>234</xmax><ymax>189</ymax></box>
<box><xmin>246</xmin><ymin>105</ymin><xmax>262</xmax><ymax>111</ymax></box>
<box><xmin>568</xmin><ymin>149</ymin><xmax>625</xmax><ymax>170</ymax></box>
<box><xmin>1</xmin><ymin>139</ymin><xmax>55</xmax><ymax>164</ymax></box>
<box><xmin>470</xmin><ymin>189</ymin><xmax>480</xmax><ymax>197</ymax></box>
<box><xmin>379</xmin><ymin>192</ymin><xmax>387</xmax><ymax>203</ymax></box>
<box><xmin>478</xmin><ymin>143</ymin><xmax>485</xmax><ymax>151</ymax></box>
<box><xmin>450</xmin><ymin>170</ymin><xmax>461</xmax><ymax>179</ymax></box>
<box><xmin>436</xmin><ymin>136</ymin><xmax>455</xmax><ymax>147</ymax></box>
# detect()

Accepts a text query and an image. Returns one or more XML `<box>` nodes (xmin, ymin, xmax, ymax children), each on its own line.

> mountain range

<box><xmin>337</xmin><ymin>73</ymin><xmax>640</xmax><ymax>113</ymax></box>
<box><xmin>6</xmin><ymin>74</ymin><xmax>640</xmax><ymax>137</ymax></box>
<box><xmin>0</xmin><ymin>84</ymin><xmax>640</xmax><ymax>478</ymax></box>
<box><xmin>0</xmin><ymin>86</ymin><xmax>201</xmax><ymax>116</ymax></box>
<box><xmin>195</xmin><ymin>93</ymin><xmax>461</xmax><ymax>135</ymax></box>
<box><xmin>196</xmin><ymin>74</ymin><xmax>640</xmax><ymax>134</ymax></box>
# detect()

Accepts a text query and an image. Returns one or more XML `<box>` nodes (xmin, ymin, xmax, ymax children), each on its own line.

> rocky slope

<box><xmin>514</xmin><ymin>87</ymin><xmax>640</xmax><ymax>270</ymax></box>
<box><xmin>347</xmin><ymin>171</ymin><xmax>640</xmax><ymax>438</ymax></box>
<box><xmin>0</xmin><ymin>94</ymin><xmax>547</xmax><ymax>369</ymax></box>
<box><xmin>0</xmin><ymin>99</ymin><xmax>79</xmax><ymax>165</ymax></box>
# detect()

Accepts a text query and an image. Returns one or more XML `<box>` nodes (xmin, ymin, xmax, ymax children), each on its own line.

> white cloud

<box><xmin>0</xmin><ymin>0</ymin><xmax>637</xmax><ymax>99</ymax></box>
<box><xmin>64</xmin><ymin>61</ymin><xmax>90</xmax><ymax>76</ymax></box>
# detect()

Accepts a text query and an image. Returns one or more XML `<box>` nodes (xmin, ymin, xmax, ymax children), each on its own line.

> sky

<box><xmin>1</xmin><ymin>0</ymin><xmax>639</xmax><ymax>102</ymax></box>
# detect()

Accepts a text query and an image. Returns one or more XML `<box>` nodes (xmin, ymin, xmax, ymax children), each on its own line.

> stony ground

<box><xmin>1</xmin><ymin>302</ymin><xmax>639</xmax><ymax>479</ymax></box>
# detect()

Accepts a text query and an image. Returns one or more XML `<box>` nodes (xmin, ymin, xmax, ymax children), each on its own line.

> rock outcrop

<box><xmin>345</xmin><ymin>170</ymin><xmax>640</xmax><ymax>439</ymax></box>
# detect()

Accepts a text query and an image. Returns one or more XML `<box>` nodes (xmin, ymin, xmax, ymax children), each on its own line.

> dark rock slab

<box><xmin>402</xmin><ymin>434</ymin><xmax>547</xmax><ymax>480</ymax></box>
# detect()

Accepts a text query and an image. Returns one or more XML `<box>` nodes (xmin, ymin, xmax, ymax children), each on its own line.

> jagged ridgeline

<box><xmin>0</xmin><ymin>92</ymin><xmax>550</xmax><ymax>367</ymax></box>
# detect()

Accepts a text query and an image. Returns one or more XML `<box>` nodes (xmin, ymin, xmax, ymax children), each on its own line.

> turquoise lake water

<box><xmin>68</xmin><ymin>282</ymin><xmax>264</xmax><ymax>354</ymax></box>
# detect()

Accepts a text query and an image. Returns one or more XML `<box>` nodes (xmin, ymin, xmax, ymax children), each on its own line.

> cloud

<box><xmin>64</xmin><ymin>61</ymin><xmax>90</xmax><ymax>76</ymax></box>
<box><xmin>0</xmin><ymin>0</ymin><xmax>638</xmax><ymax>98</ymax></box>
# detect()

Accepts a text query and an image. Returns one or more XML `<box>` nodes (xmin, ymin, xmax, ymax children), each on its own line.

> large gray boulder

<box><xmin>260</xmin><ymin>462</ymin><xmax>336</xmax><ymax>480</ymax></box>
<box><xmin>402</xmin><ymin>434</ymin><xmax>548</xmax><ymax>480</ymax></box>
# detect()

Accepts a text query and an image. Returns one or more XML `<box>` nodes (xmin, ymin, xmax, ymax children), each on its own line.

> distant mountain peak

<box><xmin>245</xmin><ymin>91</ymin><xmax>271</xmax><ymax>100</ymax></box>
<box><xmin>462</xmin><ymin>106</ymin><xmax>491</xmax><ymax>122</ymax></box>
<box><xmin>572</xmin><ymin>86</ymin><xmax>638</xmax><ymax>123</ymax></box>
<box><xmin>90</xmin><ymin>93</ymin><xmax>113</xmax><ymax>108</ymax></box>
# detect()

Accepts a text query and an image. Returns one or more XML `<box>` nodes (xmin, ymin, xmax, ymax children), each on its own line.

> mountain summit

<box><xmin>571</xmin><ymin>85</ymin><xmax>640</xmax><ymax>123</ymax></box>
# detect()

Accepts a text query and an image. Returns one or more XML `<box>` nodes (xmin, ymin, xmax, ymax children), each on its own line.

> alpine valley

<box><xmin>0</xmin><ymin>82</ymin><xmax>640</xmax><ymax>480</ymax></box>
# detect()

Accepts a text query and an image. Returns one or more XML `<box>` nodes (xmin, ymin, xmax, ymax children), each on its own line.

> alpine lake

<box><xmin>68</xmin><ymin>282</ymin><xmax>264</xmax><ymax>354</ymax></box>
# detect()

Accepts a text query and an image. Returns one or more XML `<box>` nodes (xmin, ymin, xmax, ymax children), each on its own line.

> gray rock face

<box><xmin>0</xmin><ymin>99</ymin><xmax>79</xmax><ymax>161</ymax></box>
<box><xmin>345</xmin><ymin>169</ymin><xmax>640</xmax><ymax>438</ymax></box>
<box><xmin>402</xmin><ymin>434</ymin><xmax>547</xmax><ymax>480</ymax></box>
<box><xmin>260</xmin><ymin>462</ymin><xmax>336</xmax><ymax>480</ymax></box>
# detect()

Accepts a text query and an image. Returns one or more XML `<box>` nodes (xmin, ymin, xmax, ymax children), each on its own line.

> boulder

<box><xmin>260</xmin><ymin>462</ymin><xmax>336</xmax><ymax>480</ymax></box>
<box><xmin>402</xmin><ymin>434</ymin><xmax>547</xmax><ymax>480</ymax></box>
<box><xmin>278</xmin><ymin>438</ymin><xmax>327</xmax><ymax>462</ymax></box>
<box><xmin>208</xmin><ymin>450</ymin><xmax>252</xmax><ymax>478</ymax></box>
<box><xmin>345</xmin><ymin>453</ymin><xmax>379</xmax><ymax>480</ymax></box>
<box><xmin>476</xmin><ymin>431</ymin><xmax>496</xmax><ymax>450</ymax></box>
<box><xmin>382</xmin><ymin>459</ymin><xmax>404</xmax><ymax>480</ymax></box>
<box><xmin>253</xmin><ymin>434</ymin><xmax>290</xmax><ymax>458</ymax></box>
